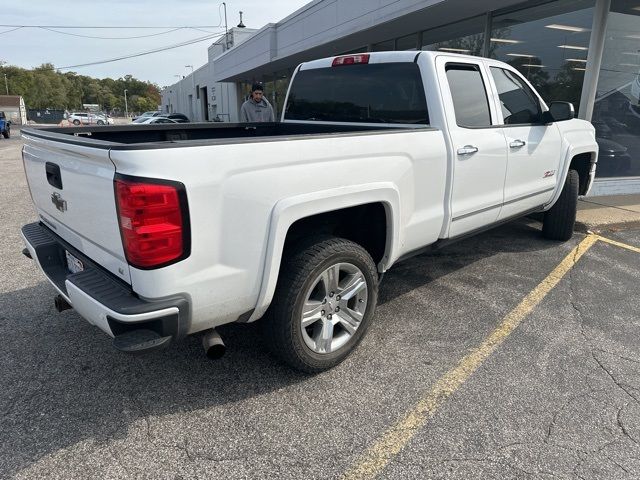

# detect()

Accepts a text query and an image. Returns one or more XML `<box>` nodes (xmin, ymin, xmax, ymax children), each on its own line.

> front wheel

<box><xmin>72</xmin><ymin>119</ymin><xmax>80</xmax><ymax>126</ymax></box>
<box><xmin>2</xmin><ymin>128</ymin><xmax>9</xmax><ymax>139</ymax></box>
<box><xmin>263</xmin><ymin>237</ymin><xmax>379</xmax><ymax>372</ymax></box>
<box><xmin>542</xmin><ymin>169</ymin><xmax>579</xmax><ymax>241</ymax></box>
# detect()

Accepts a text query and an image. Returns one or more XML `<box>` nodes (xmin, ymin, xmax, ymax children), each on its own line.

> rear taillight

<box><xmin>332</xmin><ymin>53</ymin><xmax>370</xmax><ymax>66</ymax></box>
<box><xmin>114</xmin><ymin>175</ymin><xmax>190</xmax><ymax>269</ymax></box>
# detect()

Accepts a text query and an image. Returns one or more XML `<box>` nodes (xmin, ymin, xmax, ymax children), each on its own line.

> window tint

<box><xmin>285</xmin><ymin>63</ymin><xmax>429</xmax><ymax>124</ymax></box>
<box><xmin>490</xmin><ymin>67</ymin><xmax>543</xmax><ymax>125</ymax></box>
<box><xmin>445</xmin><ymin>64</ymin><xmax>492</xmax><ymax>127</ymax></box>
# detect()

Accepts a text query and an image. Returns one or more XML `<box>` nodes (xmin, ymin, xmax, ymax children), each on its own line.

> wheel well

<box><xmin>569</xmin><ymin>152</ymin><xmax>594</xmax><ymax>195</ymax></box>
<box><xmin>283</xmin><ymin>203</ymin><xmax>388</xmax><ymax>267</ymax></box>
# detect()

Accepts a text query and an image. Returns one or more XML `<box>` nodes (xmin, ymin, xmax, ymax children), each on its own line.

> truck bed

<box><xmin>22</xmin><ymin>122</ymin><xmax>426</xmax><ymax>150</ymax></box>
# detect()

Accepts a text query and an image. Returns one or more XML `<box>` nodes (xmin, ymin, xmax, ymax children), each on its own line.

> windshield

<box><xmin>285</xmin><ymin>62</ymin><xmax>429</xmax><ymax>124</ymax></box>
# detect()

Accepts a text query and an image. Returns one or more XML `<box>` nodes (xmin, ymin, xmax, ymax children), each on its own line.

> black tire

<box><xmin>542</xmin><ymin>169</ymin><xmax>579</xmax><ymax>241</ymax></box>
<box><xmin>263</xmin><ymin>237</ymin><xmax>379</xmax><ymax>373</ymax></box>
<box><xmin>97</xmin><ymin>120</ymin><xmax>104</xmax><ymax>126</ymax></box>
<box><xmin>72</xmin><ymin>119</ymin><xmax>80</xmax><ymax>126</ymax></box>
<box><xmin>2</xmin><ymin>129</ymin><xmax>8</xmax><ymax>139</ymax></box>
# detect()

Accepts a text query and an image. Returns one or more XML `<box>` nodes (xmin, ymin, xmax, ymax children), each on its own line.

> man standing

<box><xmin>240</xmin><ymin>83</ymin><xmax>275</xmax><ymax>122</ymax></box>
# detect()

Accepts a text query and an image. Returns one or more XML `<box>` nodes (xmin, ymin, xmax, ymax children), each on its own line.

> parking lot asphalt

<box><xmin>1</xmin><ymin>133</ymin><xmax>639</xmax><ymax>479</ymax></box>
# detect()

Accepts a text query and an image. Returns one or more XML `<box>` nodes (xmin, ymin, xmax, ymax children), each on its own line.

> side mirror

<box><xmin>547</xmin><ymin>101</ymin><xmax>575</xmax><ymax>122</ymax></box>
<box><xmin>6</xmin><ymin>120</ymin><xmax>11</xmax><ymax>126</ymax></box>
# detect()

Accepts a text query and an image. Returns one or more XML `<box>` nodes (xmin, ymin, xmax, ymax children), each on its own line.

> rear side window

<box><xmin>490</xmin><ymin>67</ymin><xmax>543</xmax><ymax>125</ymax></box>
<box><xmin>285</xmin><ymin>63</ymin><xmax>429</xmax><ymax>124</ymax></box>
<box><xmin>445</xmin><ymin>64</ymin><xmax>492</xmax><ymax>128</ymax></box>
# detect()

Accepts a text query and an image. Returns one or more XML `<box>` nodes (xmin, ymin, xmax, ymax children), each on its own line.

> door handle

<box><xmin>457</xmin><ymin>145</ymin><xmax>479</xmax><ymax>155</ymax></box>
<box><xmin>509</xmin><ymin>139</ymin><xmax>526</xmax><ymax>148</ymax></box>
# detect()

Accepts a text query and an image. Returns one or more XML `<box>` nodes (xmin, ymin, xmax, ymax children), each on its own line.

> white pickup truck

<box><xmin>21</xmin><ymin>51</ymin><xmax>598</xmax><ymax>372</ymax></box>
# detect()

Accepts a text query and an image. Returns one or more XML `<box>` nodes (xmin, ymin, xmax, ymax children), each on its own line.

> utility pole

<box><xmin>124</xmin><ymin>89</ymin><xmax>129</xmax><ymax>119</ymax></box>
<box><xmin>0</xmin><ymin>61</ymin><xmax>7</xmax><ymax>95</ymax></box>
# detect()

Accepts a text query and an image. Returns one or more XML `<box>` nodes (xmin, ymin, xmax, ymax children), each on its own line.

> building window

<box><xmin>274</xmin><ymin>71</ymin><xmax>292</xmax><ymax>119</ymax></box>
<box><xmin>490</xmin><ymin>0</ymin><xmax>595</xmax><ymax>113</ymax></box>
<box><xmin>371</xmin><ymin>39</ymin><xmax>395</xmax><ymax>52</ymax></box>
<box><xmin>396</xmin><ymin>33</ymin><xmax>419</xmax><ymax>51</ymax></box>
<box><xmin>422</xmin><ymin>16</ymin><xmax>486</xmax><ymax>56</ymax></box>
<box><xmin>591</xmin><ymin>0</ymin><xmax>640</xmax><ymax>178</ymax></box>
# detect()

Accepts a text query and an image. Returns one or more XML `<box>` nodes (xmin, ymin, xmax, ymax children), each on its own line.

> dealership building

<box><xmin>162</xmin><ymin>0</ymin><xmax>640</xmax><ymax>195</ymax></box>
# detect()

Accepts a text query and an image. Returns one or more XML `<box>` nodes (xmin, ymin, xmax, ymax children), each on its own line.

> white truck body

<box><xmin>20</xmin><ymin>51</ymin><xmax>598</xmax><ymax>365</ymax></box>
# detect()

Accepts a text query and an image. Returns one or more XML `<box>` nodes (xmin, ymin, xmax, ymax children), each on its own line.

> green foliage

<box><xmin>1</xmin><ymin>64</ymin><xmax>161</xmax><ymax>112</ymax></box>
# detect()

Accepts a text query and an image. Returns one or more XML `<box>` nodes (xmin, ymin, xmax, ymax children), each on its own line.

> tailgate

<box><xmin>22</xmin><ymin>132</ymin><xmax>130</xmax><ymax>284</ymax></box>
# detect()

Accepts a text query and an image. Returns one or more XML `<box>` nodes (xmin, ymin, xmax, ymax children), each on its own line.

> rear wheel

<box><xmin>263</xmin><ymin>237</ymin><xmax>378</xmax><ymax>372</ymax></box>
<box><xmin>72</xmin><ymin>119</ymin><xmax>80</xmax><ymax>126</ymax></box>
<box><xmin>542</xmin><ymin>169</ymin><xmax>579</xmax><ymax>241</ymax></box>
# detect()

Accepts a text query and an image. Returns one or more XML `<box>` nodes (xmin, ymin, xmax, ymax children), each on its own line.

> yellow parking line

<box><xmin>595</xmin><ymin>235</ymin><xmax>640</xmax><ymax>255</ymax></box>
<box><xmin>341</xmin><ymin>234</ymin><xmax>599</xmax><ymax>480</ymax></box>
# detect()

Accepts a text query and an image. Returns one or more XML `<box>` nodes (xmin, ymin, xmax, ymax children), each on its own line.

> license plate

<box><xmin>65</xmin><ymin>250</ymin><xmax>84</xmax><ymax>274</ymax></box>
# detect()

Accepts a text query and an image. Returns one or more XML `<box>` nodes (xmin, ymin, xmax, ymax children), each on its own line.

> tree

<box><xmin>0</xmin><ymin>62</ymin><xmax>161</xmax><ymax>113</ymax></box>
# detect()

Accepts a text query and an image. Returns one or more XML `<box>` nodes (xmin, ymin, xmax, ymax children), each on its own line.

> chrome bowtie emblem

<box><xmin>51</xmin><ymin>192</ymin><xmax>67</xmax><ymax>212</ymax></box>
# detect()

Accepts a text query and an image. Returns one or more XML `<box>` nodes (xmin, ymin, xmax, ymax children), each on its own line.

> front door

<box><xmin>487</xmin><ymin>66</ymin><xmax>563</xmax><ymax>220</ymax></box>
<box><xmin>437</xmin><ymin>57</ymin><xmax>509</xmax><ymax>237</ymax></box>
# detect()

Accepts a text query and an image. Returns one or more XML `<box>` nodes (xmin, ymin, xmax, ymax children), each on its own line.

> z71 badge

<box><xmin>543</xmin><ymin>170</ymin><xmax>556</xmax><ymax>178</ymax></box>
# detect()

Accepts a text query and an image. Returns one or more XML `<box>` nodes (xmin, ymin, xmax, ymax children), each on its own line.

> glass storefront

<box><xmin>231</xmin><ymin>0</ymin><xmax>640</xmax><ymax>186</ymax></box>
<box><xmin>422</xmin><ymin>16</ymin><xmax>486</xmax><ymax>56</ymax></box>
<box><xmin>490</xmin><ymin>0</ymin><xmax>594</xmax><ymax>113</ymax></box>
<box><xmin>396</xmin><ymin>33</ymin><xmax>419</xmax><ymax>51</ymax></box>
<box><xmin>591</xmin><ymin>0</ymin><xmax>640</xmax><ymax>177</ymax></box>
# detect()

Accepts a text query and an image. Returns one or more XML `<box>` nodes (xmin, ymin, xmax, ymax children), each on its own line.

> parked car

<box><xmin>164</xmin><ymin>113</ymin><xmax>190</xmax><ymax>123</ymax></box>
<box><xmin>132</xmin><ymin>111</ymin><xmax>164</xmax><ymax>122</ymax></box>
<box><xmin>133</xmin><ymin>117</ymin><xmax>179</xmax><ymax>124</ymax></box>
<box><xmin>68</xmin><ymin>112</ymin><xmax>114</xmax><ymax>126</ymax></box>
<box><xmin>0</xmin><ymin>111</ymin><xmax>10</xmax><ymax>139</ymax></box>
<box><xmin>595</xmin><ymin>138</ymin><xmax>632</xmax><ymax>177</ymax></box>
<box><xmin>20</xmin><ymin>51</ymin><xmax>598</xmax><ymax>372</ymax></box>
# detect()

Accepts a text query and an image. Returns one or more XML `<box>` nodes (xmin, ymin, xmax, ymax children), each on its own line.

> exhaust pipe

<box><xmin>54</xmin><ymin>294</ymin><xmax>72</xmax><ymax>312</ymax></box>
<box><xmin>202</xmin><ymin>329</ymin><xmax>226</xmax><ymax>359</ymax></box>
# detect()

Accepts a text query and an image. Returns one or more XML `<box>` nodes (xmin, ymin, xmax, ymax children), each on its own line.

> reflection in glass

<box><xmin>285</xmin><ymin>63</ymin><xmax>428</xmax><ymax>124</ymax></box>
<box><xmin>446</xmin><ymin>65</ymin><xmax>492</xmax><ymax>127</ymax></box>
<box><xmin>396</xmin><ymin>33</ymin><xmax>419</xmax><ymax>51</ymax></box>
<box><xmin>490</xmin><ymin>0</ymin><xmax>594</xmax><ymax>112</ymax></box>
<box><xmin>490</xmin><ymin>67</ymin><xmax>543</xmax><ymax>124</ymax></box>
<box><xmin>591</xmin><ymin>0</ymin><xmax>640</xmax><ymax>177</ymax></box>
<box><xmin>422</xmin><ymin>16</ymin><xmax>486</xmax><ymax>56</ymax></box>
<box><xmin>371</xmin><ymin>39</ymin><xmax>395</xmax><ymax>52</ymax></box>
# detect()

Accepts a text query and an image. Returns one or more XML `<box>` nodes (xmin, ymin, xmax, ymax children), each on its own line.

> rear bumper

<box><xmin>21</xmin><ymin>222</ymin><xmax>190</xmax><ymax>352</ymax></box>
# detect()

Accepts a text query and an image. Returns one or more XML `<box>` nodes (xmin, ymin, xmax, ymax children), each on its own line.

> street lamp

<box><xmin>124</xmin><ymin>89</ymin><xmax>129</xmax><ymax>119</ymax></box>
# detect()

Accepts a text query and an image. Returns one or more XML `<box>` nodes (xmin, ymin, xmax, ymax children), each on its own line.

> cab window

<box><xmin>490</xmin><ymin>67</ymin><xmax>543</xmax><ymax>125</ymax></box>
<box><xmin>445</xmin><ymin>64</ymin><xmax>492</xmax><ymax>128</ymax></box>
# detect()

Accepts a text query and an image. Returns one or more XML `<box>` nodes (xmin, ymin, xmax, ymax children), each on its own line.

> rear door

<box><xmin>486</xmin><ymin>65</ymin><xmax>563</xmax><ymax>219</ymax></box>
<box><xmin>436</xmin><ymin>56</ymin><xmax>508</xmax><ymax>237</ymax></box>
<box><xmin>22</xmin><ymin>132</ymin><xmax>130</xmax><ymax>283</ymax></box>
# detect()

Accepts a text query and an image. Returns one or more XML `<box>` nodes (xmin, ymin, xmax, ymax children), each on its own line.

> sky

<box><xmin>1</xmin><ymin>0</ymin><xmax>310</xmax><ymax>86</ymax></box>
